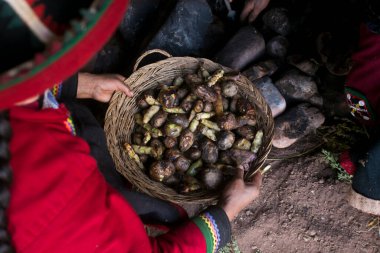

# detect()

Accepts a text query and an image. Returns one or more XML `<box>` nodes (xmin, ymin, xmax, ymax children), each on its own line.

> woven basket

<box><xmin>105</xmin><ymin>49</ymin><xmax>274</xmax><ymax>204</ymax></box>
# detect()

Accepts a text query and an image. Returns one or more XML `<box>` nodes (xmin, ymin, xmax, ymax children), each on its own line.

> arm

<box><xmin>231</xmin><ymin>0</ymin><xmax>271</xmax><ymax>23</ymax></box>
<box><xmin>77</xmin><ymin>72</ymin><xmax>133</xmax><ymax>102</ymax></box>
<box><xmin>51</xmin><ymin>72</ymin><xmax>133</xmax><ymax>102</ymax></box>
<box><xmin>150</xmin><ymin>168</ymin><xmax>262</xmax><ymax>253</ymax></box>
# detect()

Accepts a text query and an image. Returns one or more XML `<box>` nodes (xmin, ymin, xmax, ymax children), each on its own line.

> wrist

<box><xmin>77</xmin><ymin>72</ymin><xmax>94</xmax><ymax>99</ymax></box>
<box><xmin>219</xmin><ymin>202</ymin><xmax>239</xmax><ymax>221</ymax></box>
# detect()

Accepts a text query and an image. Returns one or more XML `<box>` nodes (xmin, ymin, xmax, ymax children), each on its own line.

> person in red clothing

<box><xmin>338</xmin><ymin>0</ymin><xmax>380</xmax><ymax>216</ymax></box>
<box><xmin>0</xmin><ymin>1</ymin><xmax>263</xmax><ymax>252</ymax></box>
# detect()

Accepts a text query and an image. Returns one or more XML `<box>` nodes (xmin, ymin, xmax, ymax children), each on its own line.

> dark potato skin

<box><xmin>194</xmin><ymin>85</ymin><xmax>217</xmax><ymax>102</ymax></box>
<box><xmin>179</xmin><ymin>129</ymin><xmax>195</xmax><ymax>152</ymax></box>
<box><xmin>151</xmin><ymin>110</ymin><xmax>168</xmax><ymax>128</ymax></box>
<box><xmin>186</xmin><ymin>147</ymin><xmax>202</xmax><ymax>161</ymax></box>
<box><xmin>201</xmin><ymin>140</ymin><xmax>219</xmax><ymax>164</ymax></box>
<box><xmin>149</xmin><ymin>160</ymin><xmax>175</xmax><ymax>182</ymax></box>
<box><xmin>217</xmin><ymin>131</ymin><xmax>235</xmax><ymax>150</ymax></box>
<box><xmin>164</xmin><ymin>136</ymin><xmax>177</xmax><ymax>149</ymax></box>
<box><xmin>175</xmin><ymin>156</ymin><xmax>191</xmax><ymax>172</ymax></box>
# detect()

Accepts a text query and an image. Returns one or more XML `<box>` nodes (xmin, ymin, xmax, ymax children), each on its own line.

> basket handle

<box><xmin>133</xmin><ymin>49</ymin><xmax>173</xmax><ymax>72</ymax></box>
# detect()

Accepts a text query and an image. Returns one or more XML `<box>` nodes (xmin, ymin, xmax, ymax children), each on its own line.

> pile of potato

<box><xmin>125</xmin><ymin>66</ymin><xmax>263</xmax><ymax>193</ymax></box>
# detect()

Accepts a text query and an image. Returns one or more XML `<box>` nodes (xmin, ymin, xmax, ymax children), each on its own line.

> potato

<box><xmin>175</xmin><ymin>156</ymin><xmax>191</xmax><ymax>172</ymax></box>
<box><xmin>203</xmin><ymin>102</ymin><xmax>214</xmax><ymax>112</ymax></box>
<box><xmin>164</xmin><ymin>123</ymin><xmax>182</xmax><ymax>138</ymax></box>
<box><xmin>222</xmin><ymin>81</ymin><xmax>238</xmax><ymax>97</ymax></box>
<box><xmin>181</xmin><ymin>175</ymin><xmax>201</xmax><ymax>193</ymax></box>
<box><xmin>151</xmin><ymin>139</ymin><xmax>164</xmax><ymax>159</ymax></box>
<box><xmin>201</xmin><ymin>140</ymin><xmax>218</xmax><ymax>164</ymax></box>
<box><xmin>185</xmin><ymin>73</ymin><xmax>203</xmax><ymax>86</ymax></box>
<box><xmin>151</xmin><ymin>110</ymin><xmax>168</xmax><ymax>128</ymax></box>
<box><xmin>217</xmin><ymin>113</ymin><xmax>238</xmax><ymax>130</ymax></box>
<box><xmin>169</xmin><ymin>114</ymin><xmax>190</xmax><ymax>128</ymax></box>
<box><xmin>201</xmin><ymin>168</ymin><xmax>224</xmax><ymax>190</ymax></box>
<box><xmin>235</xmin><ymin>126</ymin><xmax>256</xmax><ymax>140</ymax></box>
<box><xmin>164</xmin><ymin>136</ymin><xmax>177</xmax><ymax>149</ymax></box>
<box><xmin>159</xmin><ymin>89</ymin><xmax>179</xmax><ymax>108</ymax></box>
<box><xmin>217</xmin><ymin>131</ymin><xmax>235</xmax><ymax>150</ymax></box>
<box><xmin>222</xmin><ymin>97</ymin><xmax>229</xmax><ymax>111</ymax></box>
<box><xmin>194</xmin><ymin>100</ymin><xmax>204</xmax><ymax>113</ymax></box>
<box><xmin>229</xmin><ymin>149</ymin><xmax>256</xmax><ymax>171</ymax></box>
<box><xmin>194</xmin><ymin>85</ymin><xmax>217</xmax><ymax>102</ymax></box>
<box><xmin>233</xmin><ymin>138</ymin><xmax>251</xmax><ymax>150</ymax></box>
<box><xmin>218</xmin><ymin>150</ymin><xmax>233</xmax><ymax>165</ymax></box>
<box><xmin>179</xmin><ymin>129</ymin><xmax>195</xmax><ymax>152</ymax></box>
<box><xmin>236</xmin><ymin>98</ymin><xmax>255</xmax><ymax>115</ymax></box>
<box><xmin>149</xmin><ymin>160</ymin><xmax>175</xmax><ymax>182</ymax></box>
<box><xmin>163</xmin><ymin>173</ymin><xmax>181</xmax><ymax>188</ymax></box>
<box><xmin>186</xmin><ymin>147</ymin><xmax>202</xmax><ymax>161</ymax></box>
<box><xmin>181</xmin><ymin>94</ymin><xmax>197</xmax><ymax>112</ymax></box>
<box><xmin>165</xmin><ymin>149</ymin><xmax>182</xmax><ymax>162</ymax></box>
<box><xmin>177</xmin><ymin>88</ymin><xmax>189</xmax><ymax>100</ymax></box>
<box><xmin>132</xmin><ymin>133</ymin><xmax>143</xmax><ymax>145</ymax></box>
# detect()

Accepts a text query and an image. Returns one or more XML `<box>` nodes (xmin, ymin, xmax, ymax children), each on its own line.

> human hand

<box><xmin>232</xmin><ymin>0</ymin><xmax>270</xmax><ymax>23</ymax></box>
<box><xmin>77</xmin><ymin>73</ymin><xmax>133</xmax><ymax>102</ymax></box>
<box><xmin>219</xmin><ymin>166</ymin><xmax>262</xmax><ymax>221</ymax></box>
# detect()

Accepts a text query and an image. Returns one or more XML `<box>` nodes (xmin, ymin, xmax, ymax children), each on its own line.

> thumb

<box><xmin>248</xmin><ymin>172</ymin><xmax>263</xmax><ymax>188</ymax></box>
<box><xmin>235</xmin><ymin>166</ymin><xmax>245</xmax><ymax>179</ymax></box>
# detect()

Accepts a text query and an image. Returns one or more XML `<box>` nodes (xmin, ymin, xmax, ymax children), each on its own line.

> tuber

<box><xmin>165</xmin><ymin>149</ymin><xmax>182</xmax><ymax>162</ymax></box>
<box><xmin>201</xmin><ymin>168</ymin><xmax>224</xmax><ymax>190</ymax></box>
<box><xmin>201</xmin><ymin>140</ymin><xmax>218</xmax><ymax>164</ymax></box>
<box><xmin>174</xmin><ymin>156</ymin><xmax>191</xmax><ymax>172</ymax></box>
<box><xmin>194</xmin><ymin>85</ymin><xmax>217</xmax><ymax>102</ymax></box>
<box><xmin>179</xmin><ymin>129</ymin><xmax>195</xmax><ymax>152</ymax></box>
<box><xmin>151</xmin><ymin>110</ymin><xmax>168</xmax><ymax>128</ymax></box>
<box><xmin>222</xmin><ymin>81</ymin><xmax>238</xmax><ymax>97</ymax></box>
<box><xmin>149</xmin><ymin>160</ymin><xmax>175</xmax><ymax>182</ymax></box>
<box><xmin>217</xmin><ymin>131</ymin><xmax>235</xmax><ymax>150</ymax></box>
<box><xmin>186</xmin><ymin>147</ymin><xmax>202</xmax><ymax>161</ymax></box>
<box><xmin>143</xmin><ymin>105</ymin><xmax>160</xmax><ymax>124</ymax></box>
<box><xmin>164</xmin><ymin>136</ymin><xmax>177</xmax><ymax>149</ymax></box>
<box><xmin>164</xmin><ymin>123</ymin><xmax>182</xmax><ymax>138</ymax></box>
<box><xmin>124</xmin><ymin>143</ymin><xmax>144</xmax><ymax>169</ymax></box>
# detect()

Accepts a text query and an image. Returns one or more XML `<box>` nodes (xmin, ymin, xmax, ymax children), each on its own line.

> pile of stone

<box><xmin>212</xmin><ymin>7</ymin><xmax>326</xmax><ymax>149</ymax></box>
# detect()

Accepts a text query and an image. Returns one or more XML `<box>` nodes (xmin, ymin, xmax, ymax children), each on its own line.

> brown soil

<box><xmin>233</xmin><ymin>155</ymin><xmax>380</xmax><ymax>253</ymax></box>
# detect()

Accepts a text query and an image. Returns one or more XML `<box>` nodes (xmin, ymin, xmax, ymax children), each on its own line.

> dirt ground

<box><xmin>233</xmin><ymin>155</ymin><xmax>380</xmax><ymax>253</ymax></box>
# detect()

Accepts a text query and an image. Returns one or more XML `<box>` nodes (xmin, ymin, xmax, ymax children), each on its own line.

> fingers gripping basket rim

<box><xmin>104</xmin><ymin>51</ymin><xmax>274</xmax><ymax>204</ymax></box>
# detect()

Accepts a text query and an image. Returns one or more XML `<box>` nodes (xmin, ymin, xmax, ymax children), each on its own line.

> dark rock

<box><xmin>287</xmin><ymin>55</ymin><xmax>320</xmax><ymax>76</ymax></box>
<box><xmin>274</xmin><ymin>69</ymin><xmax>320</xmax><ymax>105</ymax></box>
<box><xmin>253</xmin><ymin>77</ymin><xmax>286</xmax><ymax>118</ymax></box>
<box><xmin>309</xmin><ymin>95</ymin><xmax>324</xmax><ymax>108</ymax></box>
<box><xmin>92</xmin><ymin>34</ymin><xmax>126</xmax><ymax>73</ymax></box>
<box><xmin>146</xmin><ymin>0</ymin><xmax>213</xmax><ymax>56</ymax></box>
<box><xmin>266</xmin><ymin>35</ymin><xmax>289</xmax><ymax>59</ymax></box>
<box><xmin>214</xmin><ymin>26</ymin><xmax>265</xmax><ymax>70</ymax></box>
<box><xmin>199</xmin><ymin>17</ymin><xmax>227</xmax><ymax>57</ymax></box>
<box><xmin>273</xmin><ymin>103</ymin><xmax>325</xmax><ymax>148</ymax></box>
<box><xmin>242</xmin><ymin>59</ymin><xmax>278</xmax><ymax>81</ymax></box>
<box><xmin>262</xmin><ymin>8</ymin><xmax>291</xmax><ymax>36</ymax></box>
<box><xmin>119</xmin><ymin>0</ymin><xmax>161</xmax><ymax>47</ymax></box>
<box><xmin>322</xmin><ymin>90</ymin><xmax>351</xmax><ymax>118</ymax></box>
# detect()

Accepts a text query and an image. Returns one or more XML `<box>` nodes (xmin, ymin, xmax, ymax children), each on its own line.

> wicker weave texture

<box><xmin>105</xmin><ymin>51</ymin><xmax>274</xmax><ymax>204</ymax></box>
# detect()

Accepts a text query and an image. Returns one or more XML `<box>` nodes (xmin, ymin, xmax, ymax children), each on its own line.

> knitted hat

<box><xmin>0</xmin><ymin>0</ymin><xmax>129</xmax><ymax>109</ymax></box>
